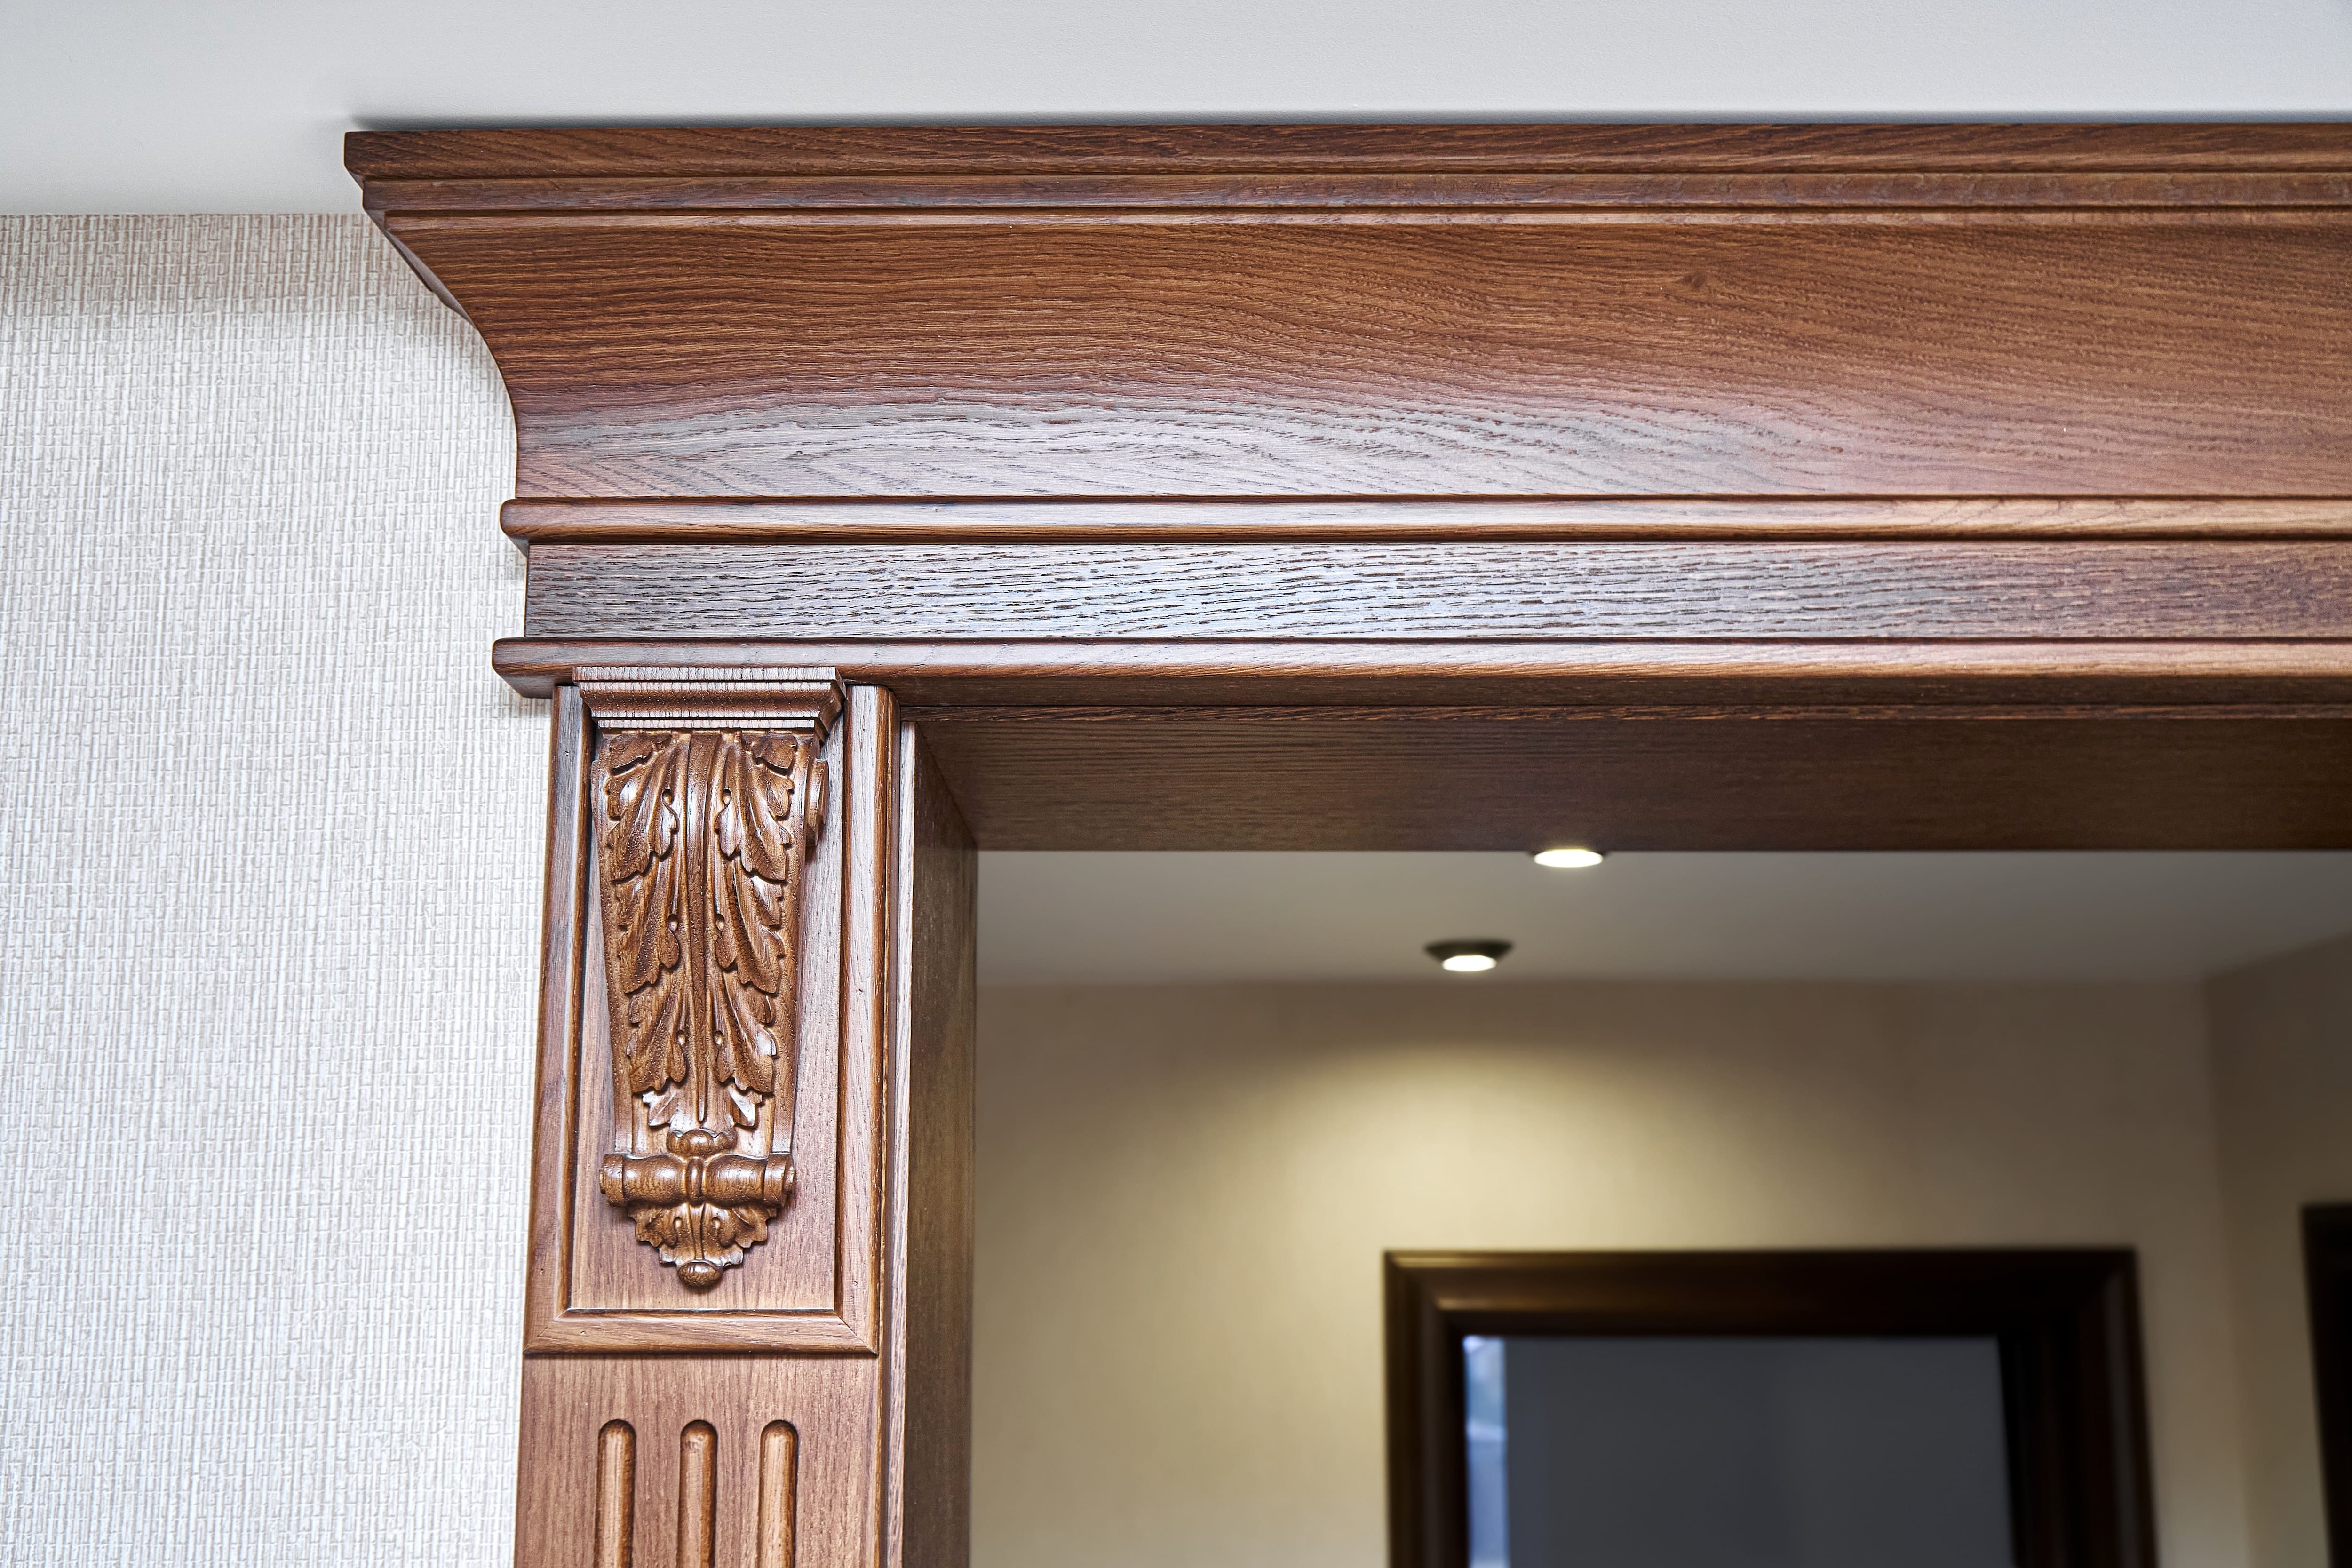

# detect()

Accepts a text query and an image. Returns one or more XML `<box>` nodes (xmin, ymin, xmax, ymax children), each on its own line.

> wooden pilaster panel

<box><xmin>525</xmin><ymin>677</ymin><xmax>883</xmax><ymax>1353</ymax></box>
<box><xmin>518</xmin><ymin>684</ymin><xmax>976</xmax><ymax>1568</ymax></box>
<box><xmin>519</xmin><ymin>1357</ymin><xmax>878</xmax><ymax>1568</ymax></box>
<box><xmin>887</xmin><ymin>728</ymin><xmax>977</xmax><ymax>1568</ymax></box>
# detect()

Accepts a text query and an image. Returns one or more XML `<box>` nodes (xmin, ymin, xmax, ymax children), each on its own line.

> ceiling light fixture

<box><xmin>1531</xmin><ymin>847</ymin><xmax>1606</xmax><ymax>869</ymax></box>
<box><xmin>1426</xmin><ymin>939</ymin><xmax>1513</xmax><ymax>973</ymax></box>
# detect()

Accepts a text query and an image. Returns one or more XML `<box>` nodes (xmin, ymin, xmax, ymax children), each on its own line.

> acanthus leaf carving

<box><xmin>585</xmin><ymin>676</ymin><xmax>838</xmax><ymax>1291</ymax></box>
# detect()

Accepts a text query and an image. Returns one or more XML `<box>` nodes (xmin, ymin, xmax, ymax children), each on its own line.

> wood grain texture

<box><xmin>886</xmin><ymin>727</ymin><xmax>977</xmax><ymax>1568</ymax></box>
<box><xmin>386</xmin><ymin>219</ymin><xmax>2352</xmax><ymax>500</ymax></box>
<box><xmin>500</xmin><ymin>497</ymin><xmax>2352</xmax><ymax>548</ymax></box>
<box><xmin>567</xmin><ymin>749</ymin><xmax>848</xmax><ymax>1323</ymax></box>
<box><xmin>571</xmin><ymin>666</ymin><xmax>848</xmax><ymax>1303</ymax></box>
<box><xmin>366</xmin><ymin>173</ymin><xmax>2352</xmax><ymax>214</ymax></box>
<box><xmin>589</xmin><ymin>724</ymin><xmax>828</xmax><ymax>1291</ymax></box>
<box><xmin>520</xmin><ymin>1357</ymin><xmax>879</xmax><ymax>1568</ymax></box>
<box><xmin>523</xmin><ymin>541</ymin><xmax>2352</xmax><ymax>642</ymax></box>
<box><xmin>596</xmin><ymin>1421</ymin><xmax>636</xmax><ymax>1568</ymax></box>
<box><xmin>493</xmin><ymin>637</ymin><xmax>2352</xmax><ymax>708</ymax></box>
<box><xmin>345</xmin><ymin>122</ymin><xmax>2352</xmax><ymax>180</ymax></box>
<box><xmin>757</xmin><ymin>1424</ymin><xmax>798</xmax><ymax>1568</ymax></box>
<box><xmin>911</xmin><ymin>709</ymin><xmax>2352</xmax><ymax>849</ymax></box>
<box><xmin>514</xmin><ymin>661</ymin><xmax>2352</xmax><ymax>867</ymax></box>
<box><xmin>514</xmin><ymin>692</ymin><xmax>972</xmax><ymax>1568</ymax></box>
<box><xmin>1385</xmin><ymin>1250</ymin><xmax>2155</xmax><ymax>1568</ymax></box>
<box><xmin>345</xmin><ymin>127</ymin><xmax>2352</xmax><ymax>520</ymax></box>
<box><xmin>678</xmin><ymin>1424</ymin><xmax>718</xmax><ymax>1568</ymax></box>
<box><xmin>524</xmin><ymin>688</ymin><xmax>883</xmax><ymax>1353</ymax></box>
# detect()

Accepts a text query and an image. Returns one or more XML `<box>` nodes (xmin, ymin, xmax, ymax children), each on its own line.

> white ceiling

<box><xmin>5</xmin><ymin>0</ymin><xmax>2352</xmax><ymax>212</ymax></box>
<box><xmin>978</xmin><ymin>853</ymin><xmax>2352</xmax><ymax>984</ymax></box>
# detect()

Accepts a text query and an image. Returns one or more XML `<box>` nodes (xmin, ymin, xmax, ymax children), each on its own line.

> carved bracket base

<box><xmin>599</xmin><ymin>1128</ymin><xmax>797</xmax><ymax>1289</ymax></box>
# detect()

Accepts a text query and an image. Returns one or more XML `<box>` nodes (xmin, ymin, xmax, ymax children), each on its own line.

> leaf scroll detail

<box><xmin>591</xmin><ymin>724</ymin><xmax>821</xmax><ymax>1290</ymax></box>
<box><xmin>598</xmin><ymin>733</ymin><xmax>693</xmax><ymax>1100</ymax></box>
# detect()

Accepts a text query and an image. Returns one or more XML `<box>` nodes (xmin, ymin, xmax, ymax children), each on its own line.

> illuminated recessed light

<box><xmin>1426</xmin><ymin>939</ymin><xmax>1513</xmax><ymax>973</ymax></box>
<box><xmin>1532</xmin><ymin>847</ymin><xmax>1606</xmax><ymax>869</ymax></box>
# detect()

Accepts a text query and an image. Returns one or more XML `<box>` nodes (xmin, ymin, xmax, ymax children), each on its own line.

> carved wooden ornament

<box><xmin>582</xmin><ymin>669</ymin><xmax>842</xmax><ymax>1289</ymax></box>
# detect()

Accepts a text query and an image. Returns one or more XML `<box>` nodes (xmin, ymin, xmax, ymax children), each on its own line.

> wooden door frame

<box><xmin>1385</xmin><ymin>1249</ymin><xmax>2156</xmax><ymax>1568</ymax></box>
<box><xmin>2304</xmin><ymin>1206</ymin><xmax>2352</xmax><ymax>1561</ymax></box>
<box><xmin>345</xmin><ymin>122</ymin><xmax>2352</xmax><ymax>1568</ymax></box>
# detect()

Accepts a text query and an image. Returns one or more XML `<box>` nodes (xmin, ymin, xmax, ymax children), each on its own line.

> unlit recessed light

<box><xmin>1426</xmin><ymin>939</ymin><xmax>1513</xmax><ymax>973</ymax></box>
<box><xmin>1532</xmin><ymin>847</ymin><xmax>1606</xmax><ymax>869</ymax></box>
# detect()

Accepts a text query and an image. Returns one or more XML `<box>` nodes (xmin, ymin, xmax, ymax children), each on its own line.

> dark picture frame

<box><xmin>2304</xmin><ymin>1206</ymin><xmax>2352</xmax><ymax>1564</ymax></box>
<box><xmin>1385</xmin><ymin>1250</ymin><xmax>2157</xmax><ymax>1568</ymax></box>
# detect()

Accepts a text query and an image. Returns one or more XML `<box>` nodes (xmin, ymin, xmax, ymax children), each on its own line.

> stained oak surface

<box><xmin>493</xmin><ymin>638</ymin><xmax>2352</xmax><ymax>709</ymax></box>
<box><xmin>912</xmin><ymin>709</ymin><xmax>2352</xmax><ymax>850</ymax></box>
<box><xmin>525</xmin><ymin>695</ymin><xmax>885</xmax><ymax>1352</ymax></box>
<box><xmin>523</xmin><ymin>541</ymin><xmax>2352</xmax><ymax>642</ymax></box>
<box><xmin>517</xmin><ymin>693</ymin><xmax>977</xmax><ymax>1568</ymax></box>
<box><xmin>346</xmin><ymin>122</ymin><xmax>2352</xmax><ymax>180</ymax></box>
<box><xmin>500</xmin><ymin>498</ymin><xmax>2352</xmax><ymax>547</ymax></box>
<box><xmin>888</xmin><ymin>730</ymin><xmax>977</xmax><ymax>1568</ymax></box>
<box><xmin>350</xmin><ymin>125</ymin><xmax>2352</xmax><ymax>508</ymax></box>
<box><xmin>392</xmin><ymin>222</ymin><xmax>2352</xmax><ymax>500</ymax></box>
<box><xmin>565</xmin><ymin>723</ymin><xmax>850</xmax><ymax>1319</ymax></box>
<box><xmin>520</xmin><ymin>1357</ymin><xmax>874</xmax><ymax>1568</ymax></box>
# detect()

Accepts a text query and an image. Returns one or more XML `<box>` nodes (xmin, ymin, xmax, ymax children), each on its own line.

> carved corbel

<box><xmin>578</xmin><ymin>668</ymin><xmax>843</xmax><ymax>1290</ymax></box>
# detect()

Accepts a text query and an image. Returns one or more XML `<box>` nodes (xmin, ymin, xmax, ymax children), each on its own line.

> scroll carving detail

<box><xmin>589</xmin><ymin>695</ymin><xmax>834</xmax><ymax>1289</ymax></box>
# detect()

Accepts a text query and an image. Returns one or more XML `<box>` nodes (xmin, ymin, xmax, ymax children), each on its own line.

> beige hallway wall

<box><xmin>973</xmin><ymin>980</ymin><xmax>2253</xmax><ymax>1568</ymax></box>
<box><xmin>2210</xmin><ymin>932</ymin><xmax>2352</xmax><ymax>1568</ymax></box>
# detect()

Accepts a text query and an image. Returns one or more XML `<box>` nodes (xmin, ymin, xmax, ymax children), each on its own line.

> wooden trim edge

<box><xmin>347</xmin><ymin>122</ymin><xmax>2352</xmax><ymax>183</ymax></box>
<box><xmin>500</xmin><ymin>497</ymin><xmax>2352</xmax><ymax>548</ymax></box>
<box><xmin>490</xmin><ymin>638</ymin><xmax>2352</xmax><ymax>704</ymax></box>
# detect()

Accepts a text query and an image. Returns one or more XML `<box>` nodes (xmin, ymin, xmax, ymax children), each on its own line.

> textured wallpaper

<box><xmin>0</xmin><ymin>216</ymin><xmax>540</xmax><ymax>1564</ymax></box>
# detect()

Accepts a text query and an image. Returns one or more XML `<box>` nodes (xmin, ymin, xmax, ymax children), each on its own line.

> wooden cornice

<box><xmin>347</xmin><ymin>126</ymin><xmax>2352</xmax><ymax>847</ymax></box>
<box><xmin>346</xmin><ymin>124</ymin><xmax>2352</xmax><ymax>513</ymax></box>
